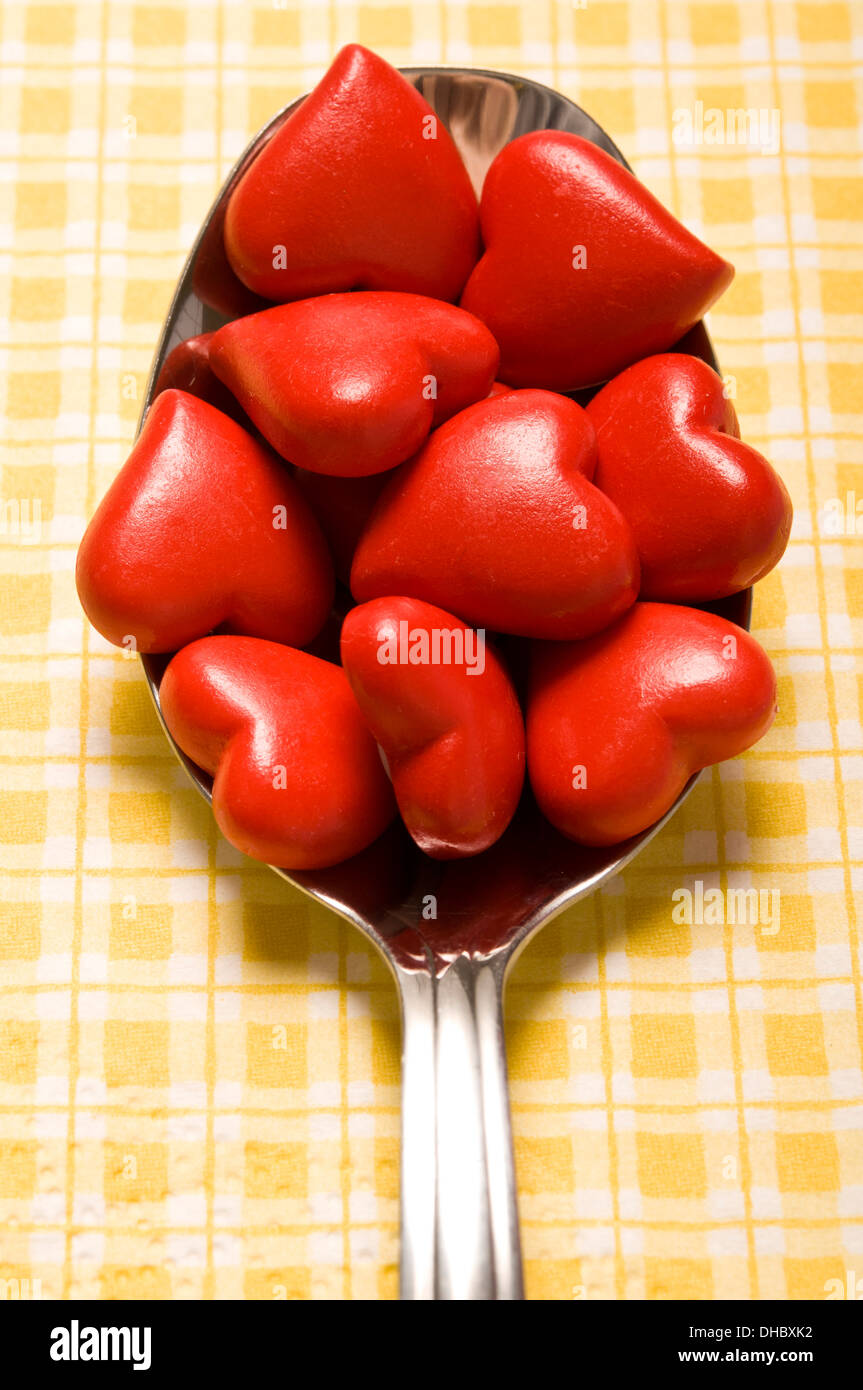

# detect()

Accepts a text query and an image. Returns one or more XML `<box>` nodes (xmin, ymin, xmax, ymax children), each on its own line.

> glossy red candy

<box><xmin>460</xmin><ymin>131</ymin><xmax>734</xmax><ymax>390</ymax></box>
<box><xmin>153</xmin><ymin>332</ymin><xmax>243</xmax><ymax>422</ymax></box>
<box><xmin>586</xmin><ymin>353</ymin><xmax>793</xmax><ymax>601</ymax></box>
<box><xmin>351</xmin><ymin>389</ymin><xmax>640</xmax><ymax>640</ymax></box>
<box><xmin>341</xmin><ymin>597</ymin><xmax>525</xmax><ymax>858</ymax></box>
<box><xmin>209</xmin><ymin>292</ymin><xmax>499</xmax><ymax>476</ymax></box>
<box><xmin>191</xmin><ymin>198</ymin><xmax>270</xmax><ymax>319</ymax></box>
<box><xmin>160</xmin><ymin>636</ymin><xmax>396</xmax><ymax>869</ymax></box>
<box><xmin>528</xmin><ymin>603</ymin><xmax>777</xmax><ymax>847</ymax></box>
<box><xmin>224</xmin><ymin>45</ymin><xmax>480</xmax><ymax>303</ymax></box>
<box><xmin>76</xmin><ymin>389</ymin><xmax>333</xmax><ymax>653</ymax></box>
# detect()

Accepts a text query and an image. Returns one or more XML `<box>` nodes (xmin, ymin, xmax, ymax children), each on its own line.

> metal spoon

<box><xmin>139</xmin><ymin>66</ymin><xmax>750</xmax><ymax>1301</ymax></box>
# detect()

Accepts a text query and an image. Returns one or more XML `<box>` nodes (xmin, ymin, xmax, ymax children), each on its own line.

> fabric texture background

<box><xmin>0</xmin><ymin>0</ymin><xmax>861</xmax><ymax>1300</ymax></box>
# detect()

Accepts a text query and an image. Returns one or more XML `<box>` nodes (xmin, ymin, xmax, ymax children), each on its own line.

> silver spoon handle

<box><xmin>397</xmin><ymin>955</ymin><xmax>524</xmax><ymax>1300</ymax></box>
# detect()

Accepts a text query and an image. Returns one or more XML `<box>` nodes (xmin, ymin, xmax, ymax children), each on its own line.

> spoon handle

<box><xmin>396</xmin><ymin>954</ymin><xmax>524</xmax><ymax>1300</ymax></box>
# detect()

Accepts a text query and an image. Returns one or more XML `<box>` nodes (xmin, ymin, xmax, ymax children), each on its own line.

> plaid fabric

<box><xmin>0</xmin><ymin>0</ymin><xmax>861</xmax><ymax>1301</ymax></box>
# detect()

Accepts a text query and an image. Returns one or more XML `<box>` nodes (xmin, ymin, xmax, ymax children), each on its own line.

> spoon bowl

<box><xmin>140</xmin><ymin>66</ymin><xmax>750</xmax><ymax>1300</ymax></box>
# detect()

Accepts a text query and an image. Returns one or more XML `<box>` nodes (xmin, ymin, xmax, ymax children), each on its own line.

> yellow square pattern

<box><xmin>0</xmin><ymin>0</ymin><xmax>861</xmax><ymax>1302</ymax></box>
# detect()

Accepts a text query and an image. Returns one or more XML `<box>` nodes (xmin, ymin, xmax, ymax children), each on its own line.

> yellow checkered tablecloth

<box><xmin>0</xmin><ymin>0</ymin><xmax>861</xmax><ymax>1302</ymax></box>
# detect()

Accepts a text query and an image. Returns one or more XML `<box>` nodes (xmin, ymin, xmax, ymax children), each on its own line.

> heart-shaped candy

<box><xmin>460</xmin><ymin>131</ymin><xmax>734</xmax><ymax>390</ymax></box>
<box><xmin>154</xmin><ymin>332</ymin><xmax>244</xmax><ymax>423</ymax></box>
<box><xmin>160</xmin><ymin>636</ymin><xmax>396</xmax><ymax>868</ymax></box>
<box><xmin>76</xmin><ymin>389</ymin><xmax>333</xmax><ymax>653</ymax></box>
<box><xmin>341</xmin><ymin>597</ymin><xmax>525</xmax><ymax>858</ymax></box>
<box><xmin>528</xmin><ymin>602</ymin><xmax>777</xmax><ymax>846</ymax></box>
<box><xmin>192</xmin><ymin>198</ymin><xmax>271</xmax><ymax>320</ymax></box>
<box><xmin>209</xmin><ymin>292</ymin><xmax>499</xmax><ymax>476</ymax></box>
<box><xmin>586</xmin><ymin>354</ymin><xmax>793</xmax><ymax>600</ymax></box>
<box><xmin>224</xmin><ymin>45</ymin><xmax>480</xmax><ymax>303</ymax></box>
<box><xmin>351</xmin><ymin>390</ymin><xmax>640</xmax><ymax>640</ymax></box>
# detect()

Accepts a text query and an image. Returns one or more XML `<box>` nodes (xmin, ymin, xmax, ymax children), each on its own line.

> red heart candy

<box><xmin>191</xmin><ymin>198</ymin><xmax>271</xmax><ymax>319</ymax></box>
<box><xmin>160</xmin><ymin>636</ymin><xmax>396</xmax><ymax>869</ymax></box>
<box><xmin>224</xmin><ymin>45</ymin><xmax>480</xmax><ymax>303</ymax></box>
<box><xmin>528</xmin><ymin>602</ymin><xmax>777</xmax><ymax>846</ymax></box>
<box><xmin>351</xmin><ymin>390</ymin><xmax>639</xmax><ymax>640</ymax></box>
<box><xmin>76</xmin><ymin>389</ymin><xmax>333</xmax><ymax>653</ymax></box>
<box><xmin>154</xmin><ymin>333</ymin><xmax>245</xmax><ymax>423</ymax></box>
<box><xmin>460</xmin><ymin>131</ymin><xmax>734</xmax><ymax>390</ymax></box>
<box><xmin>587</xmin><ymin>354</ymin><xmax>793</xmax><ymax>601</ymax></box>
<box><xmin>341</xmin><ymin>597</ymin><xmax>525</xmax><ymax>858</ymax></box>
<box><xmin>209</xmin><ymin>292</ymin><xmax>499</xmax><ymax>476</ymax></box>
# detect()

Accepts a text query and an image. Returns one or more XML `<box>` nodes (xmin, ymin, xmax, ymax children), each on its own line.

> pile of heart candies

<box><xmin>77</xmin><ymin>46</ymin><xmax>792</xmax><ymax>871</ymax></box>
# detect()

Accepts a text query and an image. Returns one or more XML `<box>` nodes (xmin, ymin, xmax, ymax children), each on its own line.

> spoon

<box><xmin>139</xmin><ymin>66</ymin><xmax>750</xmax><ymax>1301</ymax></box>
